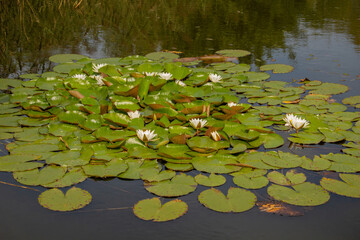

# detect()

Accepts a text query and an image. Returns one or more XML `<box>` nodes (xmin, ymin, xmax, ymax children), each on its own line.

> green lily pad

<box><xmin>198</xmin><ymin>187</ymin><xmax>256</xmax><ymax>213</ymax></box>
<box><xmin>216</xmin><ymin>49</ymin><xmax>251</xmax><ymax>58</ymax></box>
<box><xmin>38</xmin><ymin>187</ymin><xmax>92</xmax><ymax>211</ymax></box>
<box><xmin>342</xmin><ymin>96</ymin><xmax>360</xmax><ymax>107</ymax></box>
<box><xmin>187</xmin><ymin>136</ymin><xmax>230</xmax><ymax>153</ymax></box>
<box><xmin>288</xmin><ymin>132</ymin><xmax>325</xmax><ymax>144</ymax></box>
<box><xmin>82</xmin><ymin>158</ymin><xmax>128</xmax><ymax>178</ymax></box>
<box><xmin>320</xmin><ymin>174</ymin><xmax>360</xmax><ymax>198</ymax></box>
<box><xmin>267</xmin><ymin>182</ymin><xmax>330</xmax><ymax>206</ymax></box>
<box><xmin>165</xmin><ymin>163</ymin><xmax>194</xmax><ymax>172</ymax></box>
<box><xmin>260</xmin><ymin>64</ymin><xmax>294</xmax><ymax>74</ymax></box>
<box><xmin>321</xmin><ymin>153</ymin><xmax>360</xmax><ymax>173</ymax></box>
<box><xmin>0</xmin><ymin>154</ymin><xmax>43</xmax><ymax>172</ymax></box>
<box><xmin>133</xmin><ymin>198</ymin><xmax>188</xmax><ymax>222</ymax></box>
<box><xmin>49</xmin><ymin>54</ymin><xmax>88</xmax><ymax>63</ymax></box>
<box><xmin>145</xmin><ymin>52</ymin><xmax>179</xmax><ymax>61</ymax></box>
<box><xmin>300</xmin><ymin>155</ymin><xmax>331</xmax><ymax>171</ymax></box>
<box><xmin>192</xmin><ymin>154</ymin><xmax>241</xmax><ymax>174</ymax></box>
<box><xmin>267</xmin><ymin>170</ymin><xmax>306</xmax><ymax>186</ymax></box>
<box><xmin>118</xmin><ymin>159</ymin><xmax>160</xmax><ymax>180</ymax></box>
<box><xmin>140</xmin><ymin>169</ymin><xmax>176</xmax><ymax>182</ymax></box>
<box><xmin>261</xmin><ymin>151</ymin><xmax>304</xmax><ymax>168</ymax></box>
<box><xmin>195</xmin><ymin>173</ymin><xmax>226</xmax><ymax>187</ymax></box>
<box><xmin>145</xmin><ymin>173</ymin><xmax>197</xmax><ymax>197</ymax></box>
<box><xmin>233</xmin><ymin>174</ymin><xmax>269</xmax><ymax>189</ymax></box>
<box><xmin>42</xmin><ymin>167</ymin><xmax>87</xmax><ymax>188</ymax></box>
<box><xmin>13</xmin><ymin>165</ymin><xmax>67</xmax><ymax>186</ymax></box>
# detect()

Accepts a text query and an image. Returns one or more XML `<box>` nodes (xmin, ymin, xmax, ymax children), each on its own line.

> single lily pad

<box><xmin>260</xmin><ymin>64</ymin><xmax>294</xmax><ymax>74</ymax></box>
<box><xmin>267</xmin><ymin>182</ymin><xmax>330</xmax><ymax>206</ymax></box>
<box><xmin>133</xmin><ymin>198</ymin><xmax>188</xmax><ymax>222</ymax></box>
<box><xmin>198</xmin><ymin>187</ymin><xmax>256</xmax><ymax>213</ymax></box>
<box><xmin>145</xmin><ymin>173</ymin><xmax>197</xmax><ymax>197</ymax></box>
<box><xmin>320</xmin><ymin>174</ymin><xmax>360</xmax><ymax>198</ymax></box>
<box><xmin>38</xmin><ymin>187</ymin><xmax>92</xmax><ymax>211</ymax></box>
<box><xmin>195</xmin><ymin>173</ymin><xmax>226</xmax><ymax>187</ymax></box>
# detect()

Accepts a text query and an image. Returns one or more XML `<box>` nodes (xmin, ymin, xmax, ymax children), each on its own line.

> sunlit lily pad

<box><xmin>13</xmin><ymin>165</ymin><xmax>67</xmax><ymax>186</ymax></box>
<box><xmin>216</xmin><ymin>49</ymin><xmax>251</xmax><ymax>58</ymax></box>
<box><xmin>260</xmin><ymin>64</ymin><xmax>294</xmax><ymax>74</ymax></box>
<box><xmin>267</xmin><ymin>170</ymin><xmax>306</xmax><ymax>186</ymax></box>
<box><xmin>192</xmin><ymin>154</ymin><xmax>241</xmax><ymax>173</ymax></box>
<box><xmin>195</xmin><ymin>173</ymin><xmax>226</xmax><ymax>187</ymax></box>
<box><xmin>38</xmin><ymin>187</ymin><xmax>92</xmax><ymax>211</ymax></box>
<box><xmin>320</xmin><ymin>174</ymin><xmax>360</xmax><ymax>198</ymax></box>
<box><xmin>145</xmin><ymin>173</ymin><xmax>197</xmax><ymax>197</ymax></box>
<box><xmin>49</xmin><ymin>54</ymin><xmax>88</xmax><ymax>63</ymax></box>
<box><xmin>133</xmin><ymin>198</ymin><xmax>188</xmax><ymax>222</ymax></box>
<box><xmin>233</xmin><ymin>174</ymin><xmax>269</xmax><ymax>189</ymax></box>
<box><xmin>198</xmin><ymin>187</ymin><xmax>256</xmax><ymax>213</ymax></box>
<box><xmin>267</xmin><ymin>182</ymin><xmax>330</xmax><ymax>206</ymax></box>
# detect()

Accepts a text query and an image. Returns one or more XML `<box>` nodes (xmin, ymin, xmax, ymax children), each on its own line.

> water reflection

<box><xmin>1</xmin><ymin>0</ymin><xmax>360</xmax><ymax>77</ymax></box>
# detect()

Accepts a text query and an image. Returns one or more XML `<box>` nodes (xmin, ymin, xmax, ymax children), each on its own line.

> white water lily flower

<box><xmin>228</xmin><ymin>102</ymin><xmax>239</xmax><ymax>107</ymax></box>
<box><xmin>210</xmin><ymin>131</ymin><xmax>221</xmax><ymax>141</ymax></box>
<box><xmin>92</xmin><ymin>63</ymin><xmax>108</xmax><ymax>73</ymax></box>
<box><xmin>144</xmin><ymin>72</ymin><xmax>158</xmax><ymax>77</ymax></box>
<box><xmin>158</xmin><ymin>72</ymin><xmax>173</xmax><ymax>80</ymax></box>
<box><xmin>93</xmin><ymin>75</ymin><xmax>105</xmax><ymax>86</ymax></box>
<box><xmin>136</xmin><ymin>129</ymin><xmax>157</xmax><ymax>143</ymax></box>
<box><xmin>189</xmin><ymin>118</ymin><xmax>207</xmax><ymax>129</ymax></box>
<box><xmin>208</xmin><ymin>73</ymin><xmax>222</xmax><ymax>83</ymax></box>
<box><xmin>72</xmin><ymin>74</ymin><xmax>87</xmax><ymax>80</ymax></box>
<box><xmin>175</xmin><ymin>80</ymin><xmax>186</xmax><ymax>87</ymax></box>
<box><xmin>283</xmin><ymin>113</ymin><xmax>310</xmax><ymax>133</ymax></box>
<box><xmin>128</xmin><ymin>110</ymin><xmax>141</xmax><ymax>119</ymax></box>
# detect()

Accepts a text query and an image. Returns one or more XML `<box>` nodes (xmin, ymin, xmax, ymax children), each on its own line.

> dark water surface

<box><xmin>1</xmin><ymin>1</ymin><xmax>360</xmax><ymax>239</ymax></box>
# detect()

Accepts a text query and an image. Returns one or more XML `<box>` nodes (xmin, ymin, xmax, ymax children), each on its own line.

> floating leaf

<box><xmin>145</xmin><ymin>173</ymin><xmax>197</xmax><ymax>197</ymax></box>
<box><xmin>49</xmin><ymin>54</ymin><xmax>88</xmax><ymax>63</ymax></box>
<box><xmin>267</xmin><ymin>170</ymin><xmax>306</xmax><ymax>186</ymax></box>
<box><xmin>38</xmin><ymin>187</ymin><xmax>92</xmax><ymax>211</ymax></box>
<box><xmin>133</xmin><ymin>198</ymin><xmax>188</xmax><ymax>222</ymax></box>
<box><xmin>320</xmin><ymin>174</ymin><xmax>360</xmax><ymax>198</ymax></box>
<box><xmin>198</xmin><ymin>187</ymin><xmax>256</xmax><ymax>213</ymax></box>
<box><xmin>13</xmin><ymin>165</ymin><xmax>67</xmax><ymax>186</ymax></box>
<box><xmin>260</xmin><ymin>64</ymin><xmax>294</xmax><ymax>74</ymax></box>
<box><xmin>216</xmin><ymin>49</ymin><xmax>251</xmax><ymax>58</ymax></box>
<box><xmin>267</xmin><ymin>182</ymin><xmax>330</xmax><ymax>206</ymax></box>
<box><xmin>233</xmin><ymin>174</ymin><xmax>269</xmax><ymax>189</ymax></box>
<box><xmin>195</xmin><ymin>173</ymin><xmax>226</xmax><ymax>187</ymax></box>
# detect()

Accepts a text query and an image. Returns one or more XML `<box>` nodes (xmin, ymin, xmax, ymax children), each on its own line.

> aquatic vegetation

<box><xmin>1</xmin><ymin>50</ymin><xmax>360</xmax><ymax>222</ymax></box>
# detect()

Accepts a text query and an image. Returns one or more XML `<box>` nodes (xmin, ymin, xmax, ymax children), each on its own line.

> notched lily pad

<box><xmin>133</xmin><ymin>198</ymin><xmax>188</xmax><ymax>222</ymax></box>
<box><xmin>38</xmin><ymin>187</ymin><xmax>92</xmax><ymax>211</ymax></box>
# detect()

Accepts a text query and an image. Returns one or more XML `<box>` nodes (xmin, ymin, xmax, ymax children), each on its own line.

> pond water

<box><xmin>1</xmin><ymin>0</ymin><xmax>360</xmax><ymax>239</ymax></box>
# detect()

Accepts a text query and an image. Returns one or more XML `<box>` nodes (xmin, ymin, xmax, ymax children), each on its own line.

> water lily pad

<box><xmin>145</xmin><ymin>173</ymin><xmax>197</xmax><ymax>197</ymax></box>
<box><xmin>0</xmin><ymin>155</ymin><xmax>43</xmax><ymax>172</ymax></box>
<box><xmin>320</xmin><ymin>174</ymin><xmax>360</xmax><ymax>198</ymax></box>
<box><xmin>267</xmin><ymin>170</ymin><xmax>306</xmax><ymax>186</ymax></box>
<box><xmin>342</xmin><ymin>96</ymin><xmax>360</xmax><ymax>107</ymax></box>
<box><xmin>198</xmin><ymin>187</ymin><xmax>256</xmax><ymax>213</ymax></box>
<box><xmin>260</xmin><ymin>64</ymin><xmax>294</xmax><ymax>74</ymax></box>
<box><xmin>216</xmin><ymin>49</ymin><xmax>251</xmax><ymax>57</ymax></box>
<box><xmin>288</xmin><ymin>132</ymin><xmax>325</xmax><ymax>144</ymax></box>
<box><xmin>38</xmin><ymin>187</ymin><xmax>92</xmax><ymax>211</ymax></box>
<box><xmin>133</xmin><ymin>198</ymin><xmax>188</xmax><ymax>222</ymax></box>
<box><xmin>307</xmin><ymin>83</ymin><xmax>349</xmax><ymax>95</ymax></box>
<box><xmin>42</xmin><ymin>167</ymin><xmax>87</xmax><ymax>188</ymax></box>
<box><xmin>301</xmin><ymin>155</ymin><xmax>331</xmax><ymax>171</ymax></box>
<box><xmin>13</xmin><ymin>165</ymin><xmax>67</xmax><ymax>186</ymax></box>
<box><xmin>195</xmin><ymin>173</ymin><xmax>226</xmax><ymax>187</ymax></box>
<box><xmin>165</xmin><ymin>163</ymin><xmax>194</xmax><ymax>172</ymax></box>
<box><xmin>267</xmin><ymin>182</ymin><xmax>330</xmax><ymax>206</ymax></box>
<box><xmin>82</xmin><ymin>158</ymin><xmax>128</xmax><ymax>178</ymax></box>
<box><xmin>140</xmin><ymin>169</ymin><xmax>176</xmax><ymax>182</ymax></box>
<box><xmin>49</xmin><ymin>54</ymin><xmax>88</xmax><ymax>63</ymax></box>
<box><xmin>145</xmin><ymin>52</ymin><xmax>179</xmax><ymax>61</ymax></box>
<box><xmin>233</xmin><ymin>174</ymin><xmax>269</xmax><ymax>189</ymax></box>
<box><xmin>192</xmin><ymin>154</ymin><xmax>240</xmax><ymax>173</ymax></box>
<box><xmin>261</xmin><ymin>151</ymin><xmax>304</xmax><ymax>168</ymax></box>
<box><xmin>321</xmin><ymin>153</ymin><xmax>360</xmax><ymax>173</ymax></box>
<box><xmin>118</xmin><ymin>159</ymin><xmax>160</xmax><ymax>180</ymax></box>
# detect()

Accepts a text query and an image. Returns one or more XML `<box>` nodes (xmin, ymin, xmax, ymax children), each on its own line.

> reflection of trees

<box><xmin>0</xmin><ymin>0</ymin><xmax>359</xmax><ymax>77</ymax></box>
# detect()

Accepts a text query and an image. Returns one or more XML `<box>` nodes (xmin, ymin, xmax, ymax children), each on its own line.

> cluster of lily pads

<box><xmin>1</xmin><ymin>49</ymin><xmax>360</xmax><ymax>222</ymax></box>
